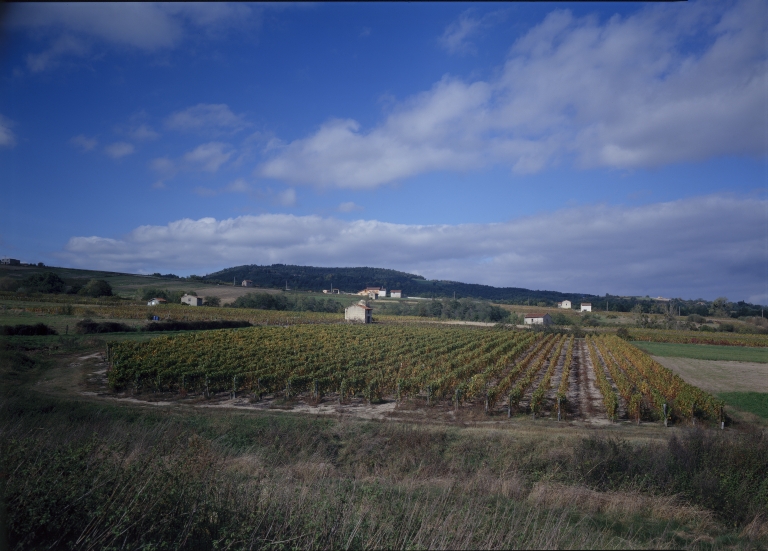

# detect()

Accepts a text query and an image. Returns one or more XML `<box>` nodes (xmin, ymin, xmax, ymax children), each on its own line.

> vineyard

<box><xmin>106</xmin><ymin>325</ymin><xmax>724</xmax><ymax>425</ymax></box>
<box><xmin>629</xmin><ymin>328</ymin><xmax>768</xmax><ymax>348</ymax></box>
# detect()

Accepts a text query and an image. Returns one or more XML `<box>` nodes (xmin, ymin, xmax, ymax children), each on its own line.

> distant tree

<box><xmin>204</xmin><ymin>296</ymin><xmax>221</xmax><ymax>307</ymax></box>
<box><xmin>20</xmin><ymin>272</ymin><xmax>66</xmax><ymax>294</ymax></box>
<box><xmin>79</xmin><ymin>279</ymin><xmax>113</xmax><ymax>298</ymax></box>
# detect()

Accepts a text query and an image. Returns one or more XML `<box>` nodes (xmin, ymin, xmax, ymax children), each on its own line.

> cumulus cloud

<box><xmin>0</xmin><ymin>115</ymin><xmax>17</xmax><ymax>148</ymax></box>
<box><xmin>69</xmin><ymin>134</ymin><xmax>98</xmax><ymax>152</ymax></box>
<box><xmin>7</xmin><ymin>3</ymin><xmax>261</xmax><ymax>72</ymax></box>
<box><xmin>259</xmin><ymin>1</ymin><xmax>767</xmax><ymax>189</ymax></box>
<box><xmin>128</xmin><ymin>123</ymin><xmax>160</xmax><ymax>141</ymax></box>
<box><xmin>183</xmin><ymin>142</ymin><xmax>234</xmax><ymax>172</ymax></box>
<box><xmin>150</xmin><ymin>157</ymin><xmax>176</xmax><ymax>176</ymax></box>
<box><xmin>59</xmin><ymin>194</ymin><xmax>765</xmax><ymax>301</ymax></box>
<box><xmin>439</xmin><ymin>9</ymin><xmax>506</xmax><ymax>55</ymax></box>
<box><xmin>275</xmin><ymin>188</ymin><xmax>297</xmax><ymax>207</ymax></box>
<box><xmin>338</xmin><ymin>202</ymin><xmax>363</xmax><ymax>213</ymax></box>
<box><xmin>165</xmin><ymin>104</ymin><xmax>249</xmax><ymax>135</ymax></box>
<box><xmin>104</xmin><ymin>141</ymin><xmax>135</xmax><ymax>159</ymax></box>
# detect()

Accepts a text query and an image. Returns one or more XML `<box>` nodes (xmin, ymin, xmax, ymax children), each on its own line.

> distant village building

<box><xmin>241</xmin><ymin>280</ymin><xmax>254</xmax><ymax>287</ymax></box>
<box><xmin>357</xmin><ymin>287</ymin><xmax>383</xmax><ymax>299</ymax></box>
<box><xmin>580</xmin><ymin>303</ymin><xmax>592</xmax><ymax>312</ymax></box>
<box><xmin>1</xmin><ymin>258</ymin><xmax>20</xmax><ymax>265</ymax></box>
<box><xmin>654</xmin><ymin>296</ymin><xmax>670</xmax><ymax>302</ymax></box>
<box><xmin>345</xmin><ymin>300</ymin><xmax>372</xmax><ymax>323</ymax></box>
<box><xmin>390</xmin><ymin>290</ymin><xmax>402</xmax><ymax>298</ymax></box>
<box><xmin>181</xmin><ymin>294</ymin><xmax>203</xmax><ymax>306</ymax></box>
<box><xmin>147</xmin><ymin>298</ymin><xmax>167</xmax><ymax>306</ymax></box>
<box><xmin>524</xmin><ymin>313</ymin><xmax>552</xmax><ymax>326</ymax></box>
<box><xmin>557</xmin><ymin>300</ymin><xmax>571</xmax><ymax>309</ymax></box>
<box><xmin>322</xmin><ymin>288</ymin><xmax>340</xmax><ymax>294</ymax></box>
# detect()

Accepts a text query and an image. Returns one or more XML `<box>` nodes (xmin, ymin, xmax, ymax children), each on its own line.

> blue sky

<box><xmin>1</xmin><ymin>2</ymin><xmax>766</xmax><ymax>302</ymax></box>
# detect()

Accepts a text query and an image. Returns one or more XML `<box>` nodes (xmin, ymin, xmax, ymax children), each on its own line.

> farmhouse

<box><xmin>390</xmin><ymin>290</ymin><xmax>402</xmax><ymax>298</ymax></box>
<box><xmin>241</xmin><ymin>280</ymin><xmax>254</xmax><ymax>287</ymax></box>
<box><xmin>357</xmin><ymin>287</ymin><xmax>384</xmax><ymax>299</ymax></box>
<box><xmin>345</xmin><ymin>300</ymin><xmax>372</xmax><ymax>323</ymax></box>
<box><xmin>557</xmin><ymin>300</ymin><xmax>571</xmax><ymax>309</ymax></box>
<box><xmin>181</xmin><ymin>294</ymin><xmax>203</xmax><ymax>306</ymax></box>
<box><xmin>580</xmin><ymin>303</ymin><xmax>592</xmax><ymax>312</ymax></box>
<box><xmin>524</xmin><ymin>313</ymin><xmax>552</xmax><ymax>326</ymax></box>
<box><xmin>147</xmin><ymin>298</ymin><xmax>167</xmax><ymax>306</ymax></box>
<box><xmin>0</xmin><ymin>258</ymin><xmax>20</xmax><ymax>265</ymax></box>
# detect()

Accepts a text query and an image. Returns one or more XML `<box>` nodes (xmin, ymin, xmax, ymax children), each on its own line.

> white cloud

<box><xmin>165</xmin><ymin>104</ymin><xmax>249</xmax><ymax>135</ymax></box>
<box><xmin>8</xmin><ymin>3</ymin><xmax>261</xmax><ymax>72</ymax></box>
<box><xmin>338</xmin><ymin>202</ymin><xmax>363</xmax><ymax>213</ymax></box>
<box><xmin>0</xmin><ymin>115</ymin><xmax>17</xmax><ymax>148</ymax></box>
<box><xmin>59</xmin><ymin>194</ymin><xmax>766</xmax><ymax>301</ymax></box>
<box><xmin>183</xmin><ymin>142</ymin><xmax>234</xmax><ymax>172</ymax></box>
<box><xmin>225</xmin><ymin>178</ymin><xmax>250</xmax><ymax>193</ymax></box>
<box><xmin>104</xmin><ymin>141</ymin><xmax>135</xmax><ymax>159</ymax></box>
<box><xmin>128</xmin><ymin>123</ymin><xmax>160</xmax><ymax>141</ymax></box>
<box><xmin>150</xmin><ymin>157</ymin><xmax>176</xmax><ymax>176</ymax></box>
<box><xmin>260</xmin><ymin>1</ymin><xmax>767</xmax><ymax>189</ymax></box>
<box><xmin>439</xmin><ymin>9</ymin><xmax>506</xmax><ymax>55</ymax></box>
<box><xmin>275</xmin><ymin>188</ymin><xmax>297</xmax><ymax>207</ymax></box>
<box><xmin>69</xmin><ymin>134</ymin><xmax>98</xmax><ymax>152</ymax></box>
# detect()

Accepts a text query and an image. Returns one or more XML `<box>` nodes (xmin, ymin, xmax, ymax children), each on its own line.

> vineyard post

<box><xmin>663</xmin><ymin>403</ymin><xmax>668</xmax><ymax>427</ymax></box>
<box><xmin>507</xmin><ymin>395</ymin><xmax>511</xmax><ymax>418</ymax></box>
<box><xmin>396</xmin><ymin>381</ymin><xmax>401</xmax><ymax>404</ymax></box>
<box><xmin>204</xmin><ymin>376</ymin><xmax>209</xmax><ymax>399</ymax></box>
<box><xmin>557</xmin><ymin>397</ymin><xmax>561</xmax><ymax>421</ymax></box>
<box><xmin>427</xmin><ymin>384</ymin><xmax>432</xmax><ymax>406</ymax></box>
<box><xmin>455</xmin><ymin>388</ymin><xmax>461</xmax><ymax>412</ymax></box>
<box><xmin>720</xmin><ymin>405</ymin><xmax>724</xmax><ymax>429</ymax></box>
<box><xmin>232</xmin><ymin>375</ymin><xmax>237</xmax><ymax>399</ymax></box>
<box><xmin>484</xmin><ymin>390</ymin><xmax>489</xmax><ymax>415</ymax></box>
<box><xmin>313</xmin><ymin>380</ymin><xmax>319</xmax><ymax>401</ymax></box>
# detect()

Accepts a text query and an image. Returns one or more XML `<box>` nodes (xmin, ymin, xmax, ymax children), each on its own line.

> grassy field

<box><xmin>2</xmin><ymin>339</ymin><xmax>768</xmax><ymax>549</ymax></box>
<box><xmin>718</xmin><ymin>392</ymin><xmax>768</xmax><ymax>420</ymax></box>
<box><xmin>634</xmin><ymin>341</ymin><xmax>768</xmax><ymax>363</ymax></box>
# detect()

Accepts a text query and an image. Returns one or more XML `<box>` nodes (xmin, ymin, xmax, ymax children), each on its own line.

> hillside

<box><xmin>203</xmin><ymin>263</ymin><xmax>598</xmax><ymax>304</ymax></box>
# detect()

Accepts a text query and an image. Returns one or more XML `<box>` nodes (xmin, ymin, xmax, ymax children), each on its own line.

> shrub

<box><xmin>203</xmin><ymin>296</ymin><xmax>221</xmax><ymax>307</ymax></box>
<box><xmin>19</xmin><ymin>272</ymin><xmax>66</xmax><ymax>294</ymax></box>
<box><xmin>1</xmin><ymin>323</ymin><xmax>58</xmax><ymax>336</ymax></box>
<box><xmin>78</xmin><ymin>279</ymin><xmax>113</xmax><ymax>298</ymax></box>
<box><xmin>75</xmin><ymin>319</ymin><xmax>134</xmax><ymax>334</ymax></box>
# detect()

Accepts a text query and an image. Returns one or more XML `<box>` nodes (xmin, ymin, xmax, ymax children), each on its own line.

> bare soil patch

<box><xmin>652</xmin><ymin>356</ymin><xmax>768</xmax><ymax>393</ymax></box>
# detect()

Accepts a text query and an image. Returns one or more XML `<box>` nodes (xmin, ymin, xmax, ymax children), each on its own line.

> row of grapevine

<box><xmin>108</xmin><ymin>325</ymin><xmax>544</xmax><ymax>406</ymax></box>
<box><xmin>585</xmin><ymin>337</ymin><xmax>619</xmax><ymax>420</ymax></box>
<box><xmin>506</xmin><ymin>335</ymin><xmax>561</xmax><ymax>412</ymax></box>
<box><xmin>602</xmin><ymin>335</ymin><xmax>724</xmax><ymax>421</ymax></box>
<box><xmin>629</xmin><ymin>328</ymin><xmax>768</xmax><ymax>348</ymax></box>
<box><xmin>529</xmin><ymin>335</ymin><xmax>568</xmax><ymax>415</ymax></box>
<box><xmin>589</xmin><ymin>336</ymin><xmax>644</xmax><ymax>421</ymax></box>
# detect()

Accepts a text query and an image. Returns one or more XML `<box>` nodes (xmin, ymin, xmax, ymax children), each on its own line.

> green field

<box><xmin>719</xmin><ymin>392</ymin><xmax>768</xmax><ymax>419</ymax></box>
<box><xmin>633</xmin><ymin>341</ymin><xmax>768</xmax><ymax>363</ymax></box>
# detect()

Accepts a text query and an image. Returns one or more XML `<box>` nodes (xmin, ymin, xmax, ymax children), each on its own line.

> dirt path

<box><xmin>577</xmin><ymin>339</ymin><xmax>609</xmax><ymax>423</ymax></box>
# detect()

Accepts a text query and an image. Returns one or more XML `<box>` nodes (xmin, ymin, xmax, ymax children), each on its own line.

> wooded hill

<box><xmin>203</xmin><ymin>264</ymin><xmax>598</xmax><ymax>304</ymax></box>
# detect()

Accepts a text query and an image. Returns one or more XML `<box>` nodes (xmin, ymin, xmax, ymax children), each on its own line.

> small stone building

<box><xmin>557</xmin><ymin>300</ymin><xmax>571</xmax><ymax>309</ymax></box>
<box><xmin>580</xmin><ymin>303</ymin><xmax>592</xmax><ymax>312</ymax></box>
<box><xmin>241</xmin><ymin>280</ymin><xmax>254</xmax><ymax>287</ymax></box>
<box><xmin>524</xmin><ymin>313</ymin><xmax>552</xmax><ymax>326</ymax></box>
<box><xmin>0</xmin><ymin>258</ymin><xmax>20</xmax><ymax>265</ymax></box>
<box><xmin>390</xmin><ymin>290</ymin><xmax>402</xmax><ymax>298</ymax></box>
<box><xmin>181</xmin><ymin>294</ymin><xmax>203</xmax><ymax>306</ymax></box>
<box><xmin>345</xmin><ymin>300</ymin><xmax>372</xmax><ymax>323</ymax></box>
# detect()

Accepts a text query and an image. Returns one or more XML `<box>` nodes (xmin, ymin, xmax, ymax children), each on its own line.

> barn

<box><xmin>181</xmin><ymin>294</ymin><xmax>203</xmax><ymax>306</ymax></box>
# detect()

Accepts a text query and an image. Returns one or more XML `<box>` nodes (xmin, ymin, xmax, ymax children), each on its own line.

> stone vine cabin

<box><xmin>345</xmin><ymin>300</ymin><xmax>373</xmax><ymax>323</ymax></box>
<box><xmin>557</xmin><ymin>300</ymin><xmax>571</xmax><ymax>309</ymax></box>
<box><xmin>580</xmin><ymin>303</ymin><xmax>592</xmax><ymax>312</ymax></box>
<box><xmin>524</xmin><ymin>313</ymin><xmax>552</xmax><ymax>326</ymax></box>
<box><xmin>181</xmin><ymin>294</ymin><xmax>203</xmax><ymax>306</ymax></box>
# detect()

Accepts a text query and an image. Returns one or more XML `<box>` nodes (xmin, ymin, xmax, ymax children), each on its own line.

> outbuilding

<box><xmin>242</xmin><ymin>280</ymin><xmax>254</xmax><ymax>287</ymax></box>
<box><xmin>580</xmin><ymin>303</ymin><xmax>592</xmax><ymax>312</ymax></box>
<box><xmin>181</xmin><ymin>294</ymin><xmax>203</xmax><ymax>306</ymax></box>
<box><xmin>524</xmin><ymin>313</ymin><xmax>552</xmax><ymax>326</ymax></box>
<box><xmin>345</xmin><ymin>300</ymin><xmax>372</xmax><ymax>323</ymax></box>
<box><xmin>390</xmin><ymin>290</ymin><xmax>402</xmax><ymax>298</ymax></box>
<box><xmin>557</xmin><ymin>300</ymin><xmax>571</xmax><ymax>309</ymax></box>
<box><xmin>147</xmin><ymin>298</ymin><xmax>167</xmax><ymax>306</ymax></box>
<box><xmin>0</xmin><ymin>258</ymin><xmax>20</xmax><ymax>265</ymax></box>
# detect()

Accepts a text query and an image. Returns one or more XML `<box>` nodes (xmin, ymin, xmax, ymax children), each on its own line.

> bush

<box><xmin>19</xmin><ymin>272</ymin><xmax>66</xmax><ymax>294</ymax></box>
<box><xmin>616</xmin><ymin>327</ymin><xmax>630</xmax><ymax>340</ymax></box>
<box><xmin>143</xmin><ymin>320</ymin><xmax>251</xmax><ymax>332</ymax></box>
<box><xmin>687</xmin><ymin>314</ymin><xmax>706</xmax><ymax>323</ymax></box>
<box><xmin>203</xmin><ymin>296</ymin><xmax>221</xmax><ymax>307</ymax></box>
<box><xmin>78</xmin><ymin>279</ymin><xmax>113</xmax><ymax>298</ymax></box>
<box><xmin>1</xmin><ymin>323</ymin><xmax>58</xmax><ymax>336</ymax></box>
<box><xmin>75</xmin><ymin>319</ymin><xmax>134</xmax><ymax>334</ymax></box>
